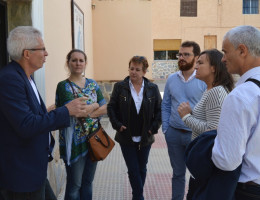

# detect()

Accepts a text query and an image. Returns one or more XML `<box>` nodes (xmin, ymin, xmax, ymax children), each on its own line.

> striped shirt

<box><xmin>183</xmin><ymin>85</ymin><xmax>229</xmax><ymax>139</ymax></box>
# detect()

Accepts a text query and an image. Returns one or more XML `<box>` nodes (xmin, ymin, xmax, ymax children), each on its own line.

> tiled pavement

<box><xmin>92</xmin><ymin>80</ymin><xmax>190</xmax><ymax>199</ymax></box>
<box><xmin>92</xmin><ymin>117</ymin><xmax>189</xmax><ymax>200</ymax></box>
<box><xmin>48</xmin><ymin>79</ymin><xmax>190</xmax><ymax>200</ymax></box>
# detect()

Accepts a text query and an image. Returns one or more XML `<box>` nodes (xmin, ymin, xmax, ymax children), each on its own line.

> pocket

<box><xmin>147</xmin><ymin>96</ymin><xmax>155</xmax><ymax>108</ymax></box>
<box><xmin>119</xmin><ymin>94</ymin><xmax>127</xmax><ymax>102</ymax></box>
<box><xmin>120</xmin><ymin>128</ymin><xmax>126</xmax><ymax>134</ymax></box>
<box><xmin>164</xmin><ymin>127</ymin><xmax>169</xmax><ymax>137</ymax></box>
<box><xmin>148</xmin><ymin>96</ymin><xmax>155</xmax><ymax>102</ymax></box>
<box><xmin>119</xmin><ymin>94</ymin><xmax>128</xmax><ymax>112</ymax></box>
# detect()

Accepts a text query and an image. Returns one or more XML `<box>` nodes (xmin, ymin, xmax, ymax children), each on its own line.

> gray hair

<box><xmin>7</xmin><ymin>26</ymin><xmax>42</xmax><ymax>61</ymax></box>
<box><xmin>223</xmin><ymin>25</ymin><xmax>260</xmax><ymax>57</ymax></box>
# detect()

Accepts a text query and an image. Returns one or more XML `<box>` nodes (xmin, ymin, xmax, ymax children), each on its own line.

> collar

<box><xmin>129</xmin><ymin>78</ymin><xmax>144</xmax><ymax>88</ymax></box>
<box><xmin>177</xmin><ymin>70</ymin><xmax>196</xmax><ymax>82</ymax></box>
<box><xmin>236</xmin><ymin>66</ymin><xmax>260</xmax><ymax>87</ymax></box>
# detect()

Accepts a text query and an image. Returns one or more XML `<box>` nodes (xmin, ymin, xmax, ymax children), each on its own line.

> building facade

<box><xmin>92</xmin><ymin>0</ymin><xmax>260</xmax><ymax>80</ymax></box>
<box><xmin>1</xmin><ymin>0</ymin><xmax>259</xmax><ymax>104</ymax></box>
<box><xmin>0</xmin><ymin>0</ymin><xmax>259</xmax><ymax>198</ymax></box>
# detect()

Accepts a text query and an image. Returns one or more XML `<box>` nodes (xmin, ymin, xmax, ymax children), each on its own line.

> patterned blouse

<box><xmin>55</xmin><ymin>78</ymin><xmax>106</xmax><ymax>165</ymax></box>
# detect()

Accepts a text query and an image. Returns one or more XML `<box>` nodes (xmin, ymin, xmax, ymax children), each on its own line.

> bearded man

<box><xmin>161</xmin><ymin>41</ymin><xmax>206</xmax><ymax>200</ymax></box>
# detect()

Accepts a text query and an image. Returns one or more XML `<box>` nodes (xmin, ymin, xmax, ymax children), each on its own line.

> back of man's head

<box><xmin>224</xmin><ymin>25</ymin><xmax>260</xmax><ymax>58</ymax></box>
<box><xmin>181</xmin><ymin>41</ymin><xmax>201</xmax><ymax>57</ymax></box>
<box><xmin>7</xmin><ymin>26</ymin><xmax>42</xmax><ymax>61</ymax></box>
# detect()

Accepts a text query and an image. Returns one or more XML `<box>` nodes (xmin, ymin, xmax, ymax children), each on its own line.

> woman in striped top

<box><xmin>178</xmin><ymin>49</ymin><xmax>234</xmax><ymax>139</ymax></box>
<box><xmin>177</xmin><ymin>49</ymin><xmax>234</xmax><ymax>200</ymax></box>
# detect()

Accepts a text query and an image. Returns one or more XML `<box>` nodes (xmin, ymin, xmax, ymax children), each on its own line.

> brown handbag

<box><xmin>86</xmin><ymin>122</ymin><xmax>115</xmax><ymax>162</ymax></box>
<box><xmin>66</xmin><ymin>79</ymin><xmax>115</xmax><ymax>162</ymax></box>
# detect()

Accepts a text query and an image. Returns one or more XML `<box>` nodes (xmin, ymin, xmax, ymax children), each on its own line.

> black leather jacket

<box><xmin>107</xmin><ymin>76</ymin><xmax>162</xmax><ymax>147</ymax></box>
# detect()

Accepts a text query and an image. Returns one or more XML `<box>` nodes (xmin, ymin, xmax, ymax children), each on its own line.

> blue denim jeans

<box><xmin>235</xmin><ymin>183</ymin><xmax>260</xmax><ymax>200</ymax></box>
<box><xmin>164</xmin><ymin>126</ymin><xmax>191</xmax><ymax>200</ymax></box>
<box><xmin>0</xmin><ymin>179</ymin><xmax>55</xmax><ymax>200</ymax></box>
<box><xmin>120</xmin><ymin>143</ymin><xmax>151</xmax><ymax>200</ymax></box>
<box><xmin>64</xmin><ymin>152</ymin><xmax>97</xmax><ymax>200</ymax></box>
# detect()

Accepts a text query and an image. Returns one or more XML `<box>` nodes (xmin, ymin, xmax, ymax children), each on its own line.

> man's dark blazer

<box><xmin>0</xmin><ymin>61</ymin><xmax>70</xmax><ymax>192</ymax></box>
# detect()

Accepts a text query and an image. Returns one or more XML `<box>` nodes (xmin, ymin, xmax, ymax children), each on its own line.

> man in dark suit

<box><xmin>0</xmin><ymin>26</ymin><xmax>89</xmax><ymax>200</ymax></box>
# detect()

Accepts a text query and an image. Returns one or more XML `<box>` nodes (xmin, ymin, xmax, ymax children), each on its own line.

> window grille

<box><xmin>243</xmin><ymin>0</ymin><xmax>259</xmax><ymax>14</ymax></box>
<box><xmin>180</xmin><ymin>0</ymin><xmax>197</xmax><ymax>17</ymax></box>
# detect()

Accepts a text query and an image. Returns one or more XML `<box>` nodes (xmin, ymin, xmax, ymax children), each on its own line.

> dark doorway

<box><xmin>0</xmin><ymin>1</ymin><xmax>8</xmax><ymax>69</ymax></box>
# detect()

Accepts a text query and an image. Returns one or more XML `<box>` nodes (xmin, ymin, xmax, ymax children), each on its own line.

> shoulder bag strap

<box><xmin>246</xmin><ymin>78</ymin><xmax>260</xmax><ymax>87</ymax></box>
<box><xmin>66</xmin><ymin>79</ymin><xmax>88</xmax><ymax>132</ymax></box>
<box><xmin>66</xmin><ymin>79</ymin><xmax>100</xmax><ymax>135</ymax></box>
<box><xmin>66</xmin><ymin>79</ymin><xmax>78</xmax><ymax>98</ymax></box>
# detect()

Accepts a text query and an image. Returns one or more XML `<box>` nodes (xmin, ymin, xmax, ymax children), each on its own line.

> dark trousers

<box><xmin>0</xmin><ymin>193</ymin><xmax>3</xmax><ymax>200</ymax></box>
<box><xmin>186</xmin><ymin>177</ymin><xmax>200</xmax><ymax>200</ymax></box>
<box><xmin>0</xmin><ymin>179</ymin><xmax>56</xmax><ymax>200</ymax></box>
<box><xmin>120</xmin><ymin>143</ymin><xmax>151</xmax><ymax>200</ymax></box>
<box><xmin>235</xmin><ymin>183</ymin><xmax>260</xmax><ymax>200</ymax></box>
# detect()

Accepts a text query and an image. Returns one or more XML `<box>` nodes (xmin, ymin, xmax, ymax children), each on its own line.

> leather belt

<box><xmin>238</xmin><ymin>181</ymin><xmax>260</xmax><ymax>188</ymax></box>
<box><xmin>174</xmin><ymin>128</ymin><xmax>190</xmax><ymax>133</ymax></box>
<box><xmin>245</xmin><ymin>181</ymin><xmax>260</xmax><ymax>186</ymax></box>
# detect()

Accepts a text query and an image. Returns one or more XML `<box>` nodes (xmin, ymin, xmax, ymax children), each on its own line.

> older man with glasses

<box><xmin>212</xmin><ymin>25</ymin><xmax>260</xmax><ymax>200</ymax></box>
<box><xmin>161</xmin><ymin>41</ymin><xmax>206</xmax><ymax>200</ymax></box>
<box><xmin>0</xmin><ymin>26</ymin><xmax>89</xmax><ymax>200</ymax></box>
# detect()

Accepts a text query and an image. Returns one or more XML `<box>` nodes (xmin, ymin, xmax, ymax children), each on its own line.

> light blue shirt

<box><xmin>161</xmin><ymin>71</ymin><xmax>207</xmax><ymax>133</ymax></box>
<box><xmin>212</xmin><ymin>66</ymin><xmax>260</xmax><ymax>184</ymax></box>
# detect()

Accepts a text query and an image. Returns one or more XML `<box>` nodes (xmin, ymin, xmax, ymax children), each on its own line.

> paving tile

<box><xmin>49</xmin><ymin>80</ymin><xmax>191</xmax><ymax>199</ymax></box>
<box><xmin>93</xmin><ymin>118</ymin><xmax>189</xmax><ymax>200</ymax></box>
<box><xmin>48</xmin><ymin>117</ymin><xmax>189</xmax><ymax>200</ymax></box>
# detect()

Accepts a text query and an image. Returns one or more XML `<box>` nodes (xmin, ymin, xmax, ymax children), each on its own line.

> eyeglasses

<box><xmin>24</xmin><ymin>47</ymin><xmax>46</xmax><ymax>52</ymax></box>
<box><xmin>176</xmin><ymin>53</ymin><xmax>194</xmax><ymax>59</ymax></box>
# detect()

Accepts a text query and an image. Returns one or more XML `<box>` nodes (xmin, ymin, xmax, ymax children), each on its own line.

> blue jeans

<box><xmin>165</xmin><ymin>126</ymin><xmax>191</xmax><ymax>200</ymax></box>
<box><xmin>235</xmin><ymin>183</ymin><xmax>260</xmax><ymax>200</ymax></box>
<box><xmin>0</xmin><ymin>179</ymin><xmax>55</xmax><ymax>200</ymax></box>
<box><xmin>120</xmin><ymin>143</ymin><xmax>151</xmax><ymax>200</ymax></box>
<box><xmin>64</xmin><ymin>152</ymin><xmax>97</xmax><ymax>200</ymax></box>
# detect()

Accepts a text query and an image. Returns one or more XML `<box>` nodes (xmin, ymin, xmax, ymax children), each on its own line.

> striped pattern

<box><xmin>183</xmin><ymin>85</ymin><xmax>229</xmax><ymax>139</ymax></box>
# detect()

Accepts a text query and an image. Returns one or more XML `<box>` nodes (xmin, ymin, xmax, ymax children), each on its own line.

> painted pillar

<box><xmin>32</xmin><ymin>0</ymin><xmax>46</xmax><ymax>102</ymax></box>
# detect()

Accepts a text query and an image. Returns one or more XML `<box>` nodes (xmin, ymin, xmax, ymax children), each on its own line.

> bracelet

<box><xmin>182</xmin><ymin>113</ymin><xmax>191</xmax><ymax>121</ymax></box>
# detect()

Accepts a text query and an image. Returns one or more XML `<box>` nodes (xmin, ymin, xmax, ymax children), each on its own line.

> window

<box><xmin>180</xmin><ymin>0</ymin><xmax>197</xmax><ymax>17</ymax></box>
<box><xmin>243</xmin><ymin>0</ymin><xmax>259</xmax><ymax>14</ymax></box>
<box><xmin>153</xmin><ymin>39</ymin><xmax>181</xmax><ymax>60</ymax></box>
<box><xmin>154</xmin><ymin>50</ymin><xmax>179</xmax><ymax>60</ymax></box>
<box><xmin>154</xmin><ymin>51</ymin><xmax>166</xmax><ymax>60</ymax></box>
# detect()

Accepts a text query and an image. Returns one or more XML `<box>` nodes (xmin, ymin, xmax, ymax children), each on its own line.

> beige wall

<box><xmin>92</xmin><ymin>0</ymin><xmax>152</xmax><ymax>81</ymax></box>
<box><xmin>42</xmin><ymin>0</ymin><xmax>260</xmax><ymax>98</ymax></box>
<box><xmin>44</xmin><ymin>0</ymin><xmax>93</xmax><ymax>106</ymax></box>
<box><xmin>92</xmin><ymin>0</ymin><xmax>260</xmax><ymax>81</ymax></box>
<box><xmin>152</xmin><ymin>0</ymin><xmax>260</xmax><ymax>51</ymax></box>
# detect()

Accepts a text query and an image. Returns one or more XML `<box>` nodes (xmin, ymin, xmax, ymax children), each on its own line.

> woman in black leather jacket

<box><xmin>107</xmin><ymin>56</ymin><xmax>161</xmax><ymax>200</ymax></box>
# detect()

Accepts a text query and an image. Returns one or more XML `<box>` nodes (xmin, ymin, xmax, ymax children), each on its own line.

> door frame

<box><xmin>0</xmin><ymin>0</ymin><xmax>8</xmax><ymax>69</ymax></box>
